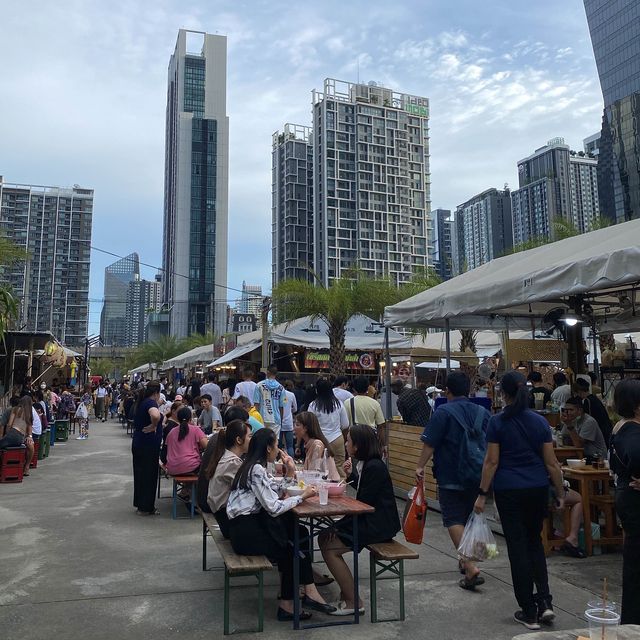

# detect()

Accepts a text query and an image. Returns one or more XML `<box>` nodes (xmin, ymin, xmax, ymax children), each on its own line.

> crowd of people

<box><xmin>5</xmin><ymin>362</ymin><xmax>638</xmax><ymax>629</ymax></box>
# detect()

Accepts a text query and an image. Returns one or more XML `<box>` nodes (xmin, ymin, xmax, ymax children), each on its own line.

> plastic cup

<box><xmin>585</xmin><ymin>608</ymin><xmax>620</xmax><ymax>640</ymax></box>
<box><xmin>319</xmin><ymin>483</ymin><xmax>329</xmax><ymax>506</ymax></box>
<box><xmin>587</xmin><ymin>600</ymin><xmax>618</xmax><ymax>613</ymax></box>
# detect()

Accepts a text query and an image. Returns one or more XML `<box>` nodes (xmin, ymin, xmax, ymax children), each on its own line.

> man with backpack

<box><xmin>415</xmin><ymin>372</ymin><xmax>490</xmax><ymax>590</ymax></box>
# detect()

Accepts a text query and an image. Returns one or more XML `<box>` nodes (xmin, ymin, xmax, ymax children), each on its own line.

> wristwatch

<box><xmin>478</xmin><ymin>487</ymin><xmax>489</xmax><ymax>497</ymax></box>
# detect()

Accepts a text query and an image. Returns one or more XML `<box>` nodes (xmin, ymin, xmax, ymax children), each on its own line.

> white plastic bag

<box><xmin>457</xmin><ymin>511</ymin><xmax>499</xmax><ymax>562</ymax></box>
<box><xmin>75</xmin><ymin>403</ymin><xmax>88</xmax><ymax>420</ymax></box>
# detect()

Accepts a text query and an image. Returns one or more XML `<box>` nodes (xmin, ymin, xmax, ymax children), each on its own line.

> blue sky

<box><xmin>0</xmin><ymin>0</ymin><xmax>603</xmax><ymax>335</ymax></box>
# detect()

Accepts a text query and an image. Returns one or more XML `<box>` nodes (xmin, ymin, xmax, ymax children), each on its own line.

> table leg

<box><xmin>581</xmin><ymin>478</ymin><xmax>593</xmax><ymax>556</ymax></box>
<box><xmin>293</xmin><ymin>518</ymin><xmax>301</xmax><ymax>630</ymax></box>
<box><xmin>353</xmin><ymin>515</ymin><xmax>360</xmax><ymax>624</ymax></box>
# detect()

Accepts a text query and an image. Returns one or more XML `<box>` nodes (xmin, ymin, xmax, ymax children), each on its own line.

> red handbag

<box><xmin>403</xmin><ymin>481</ymin><xmax>427</xmax><ymax>544</ymax></box>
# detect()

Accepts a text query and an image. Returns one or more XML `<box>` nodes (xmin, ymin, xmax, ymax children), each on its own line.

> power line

<box><xmin>90</xmin><ymin>245</ymin><xmax>269</xmax><ymax>299</ymax></box>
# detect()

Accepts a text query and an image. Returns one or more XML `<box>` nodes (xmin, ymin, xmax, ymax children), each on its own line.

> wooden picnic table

<box><xmin>291</xmin><ymin>495</ymin><xmax>374</xmax><ymax>630</ymax></box>
<box><xmin>513</xmin><ymin>624</ymin><xmax>640</xmax><ymax>639</ymax></box>
<box><xmin>553</xmin><ymin>446</ymin><xmax>584</xmax><ymax>464</ymax></box>
<box><xmin>561</xmin><ymin>464</ymin><xmax>619</xmax><ymax>556</ymax></box>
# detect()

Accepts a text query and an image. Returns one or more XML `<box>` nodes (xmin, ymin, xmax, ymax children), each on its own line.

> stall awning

<box><xmin>207</xmin><ymin>340</ymin><xmax>262</xmax><ymax>367</ymax></box>
<box><xmin>384</xmin><ymin>219</ymin><xmax>640</xmax><ymax>332</ymax></box>
<box><xmin>161</xmin><ymin>344</ymin><xmax>215</xmax><ymax>369</ymax></box>
<box><xmin>129</xmin><ymin>362</ymin><xmax>154</xmax><ymax>374</ymax></box>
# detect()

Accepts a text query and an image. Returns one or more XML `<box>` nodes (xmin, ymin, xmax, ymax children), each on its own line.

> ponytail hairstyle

<box><xmin>177</xmin><ymin>406</ymin><xmax>192</xmax><ymax>441</ymax></box>
<box><xmin>500</xmin><ymin>370</ymin><xmax>529</xmax><ymax>418</ymax></box>
<box><xmin>205</xmin><ymin>419</ymin><xmax>251</xmax><ymax>480</ymax></box>
<box><xmin>134</xmin><ymin>380</ymin><xmax>161</xmax><ymax>414</ymax></box>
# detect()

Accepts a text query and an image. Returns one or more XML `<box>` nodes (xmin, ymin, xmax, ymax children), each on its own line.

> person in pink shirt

<box><xmin>166</xmin><ymin>406</ymin><xmax>209</xmax><ymax>477</ymax></box>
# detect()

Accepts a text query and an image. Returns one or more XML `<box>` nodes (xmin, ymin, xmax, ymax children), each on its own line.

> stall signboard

<box><xmin>304</xmin><ymin>351</ymin><xmax>376</xmax><ymax>370</ymax></box>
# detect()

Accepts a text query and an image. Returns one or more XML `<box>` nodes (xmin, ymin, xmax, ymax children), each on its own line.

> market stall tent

<box><xmin>161</xmin><ymin>344</ymin><xmax>215</xmax><ymax>370</ymax></box>
<box><xmin>384</xmin><ymin>218</ymin><xmax>640</xmax><ymax>333</ymax></box>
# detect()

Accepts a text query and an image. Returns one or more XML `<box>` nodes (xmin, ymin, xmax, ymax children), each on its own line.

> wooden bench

<box><xmin>201</xmin><ymin>511</ymin><xmax>274</xmax><ymax>635</ymax></box>
<box><xmin>367</xmin><ymin>539</ymin><xmax>419</xmax><ymax>623</ymax></box>
<box><xmin>541</xmin><ymin>505</ymin><xmax>572</xmax><ymax>556</ymax></box>
<box><xmin>590</xmin><ymin>493</ymin><xmax>623</xmax><ymax>548</ymax></box>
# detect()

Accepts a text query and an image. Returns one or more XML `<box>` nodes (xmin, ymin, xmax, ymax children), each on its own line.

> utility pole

<box><xmin>261</xmin><ymin>296</ymin><xmax>271</xmax><ymax>372</ymax></box>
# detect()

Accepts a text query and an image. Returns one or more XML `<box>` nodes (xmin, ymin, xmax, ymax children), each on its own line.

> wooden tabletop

<box><xmin>292</xmin><ymin>495</ymin><xmax>375</xmax><ymax>518</ymax></box>
<box><xmin>561</xmin><ymin>465</ymin><xmax>611</xmax><ymax>477</ymax></box>
<box><xmin>512</xmin><ymin>624</ymin><xmax>639</xmax><ymax>639</ymax></box>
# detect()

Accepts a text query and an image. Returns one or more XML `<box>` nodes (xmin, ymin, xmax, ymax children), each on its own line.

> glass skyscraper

<box><xmin>0</xmin><ymin>178</ymin><xmax>93</xmax><ymax>347</ymax></box>
<box><xmin>99</xmin><ymin>253</ymin><xmax>139</xmax><ymax>346</ymax></box>
<box><xmin>162</xmin><ymin>30</ymin><xmax>229</xmax><ymax>338</ymax></box>
<box><xmin>583</xmin><ymin>0</ymin><xmax>640</xmax><ymax>222</ymax></box>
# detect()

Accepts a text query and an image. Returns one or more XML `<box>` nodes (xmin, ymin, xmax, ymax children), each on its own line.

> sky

<box><xmin>0</xmin><ymin>0</ymin><xmax>604</xmax><ymax>335</ymax></box>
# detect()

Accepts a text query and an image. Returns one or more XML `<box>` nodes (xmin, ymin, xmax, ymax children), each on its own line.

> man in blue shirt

<box><xmin>415</xmin><ymin>372</ymin><xmax>490</xmax><ymax>590</ymax></box>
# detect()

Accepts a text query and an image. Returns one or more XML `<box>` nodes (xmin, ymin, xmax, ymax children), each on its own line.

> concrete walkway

<box><xmin>0</xmin><ymin>419</ymin><xmax>623</xmax><ymax>639</ymax></box>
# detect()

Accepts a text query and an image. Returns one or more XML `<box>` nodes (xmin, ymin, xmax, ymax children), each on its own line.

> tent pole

<box><xmin>592</xmin><ymin>321</ymin><xmax>600</xmax><ymax>380</ymax></box>
<box><xmin>445</xmin><ymin>319</ymin><xmax>451</xmax><ymax>376</ymax></box>
<box><xmin>503</xmin><ymin>317</ymin><xmax>511</xmax><ymax>371</ymax></box>
<box><xmin>384</xmin><ymin>327</ymin><xmax>392</xmax><ymax>417</ymax></box>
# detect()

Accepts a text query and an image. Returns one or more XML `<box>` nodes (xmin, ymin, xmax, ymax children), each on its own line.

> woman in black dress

<box><xmin>320</xmin><ymin>424</ymin><xmax>401</xmax><ymax>616</ymax></box>
<box><xmin>132</xmin><ymin>381</ymin><xmax>163</xmax><ymax>516</ymax></box>
<box><xmin>611</xmin><ymin>378</ymin><xmax>640</xmax><ymax>624</ymax></box>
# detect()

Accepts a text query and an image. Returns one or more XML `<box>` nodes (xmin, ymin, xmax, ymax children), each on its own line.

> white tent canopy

<box><xmin>161</xmin><ymin>344</ymin><xmax>215</xmax><ymax>370</ymax></box>
<box><xmin>129</xmin><ymin>362</ymin><xmax>154</xmax><ymax>375</ymax></box>
<box><xmin>208</xmin><ymin>340</ymin><xmax>262</xmax><ymax>368</ymax></box>
<box><xmin>384</xmin><ymin>219</ymin><xmax>640</xmax><ymax>332</ymax></box>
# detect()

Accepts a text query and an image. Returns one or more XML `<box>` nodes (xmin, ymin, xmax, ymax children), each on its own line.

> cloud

<box><xmin>0</xmin><ymin>0</ymin><xmax>604</xmax><ymax>334</ymax></box>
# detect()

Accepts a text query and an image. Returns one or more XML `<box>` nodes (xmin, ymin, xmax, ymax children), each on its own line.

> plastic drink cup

<box><xmin>587</xmin><ymin>600</ymin><xmax>618</xmax><ymax>613</ymax></box>
<box><xmin>534</xmin><ymin>393</ymin><xmax>545</xmax><ymax>410</ymax></box>
<box><xmin>319</xmin><ymin>483</ymin><xmax>329</xmax><ymax>506</ymax></box>
<box><xmin>585</xmin><ymin>608</ymin><xmax>620</xmax><ymax>640</ymax></box>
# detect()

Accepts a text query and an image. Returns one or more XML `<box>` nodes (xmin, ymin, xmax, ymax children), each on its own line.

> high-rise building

<box><xmin>0</xmin><ymin>177</ymin><xmax>93</xmax><ymax>347</ymax></box>
<box><xmin>510</xmin><ymin>138</ymin><xmax>600</xmax><ymax>244</ymax></box>
<box><xmin>272</xmin><ymin>124</ymin><xmax>314</xmax><ymax>287</ymax></box>
<box><xmin>311</xmin><ymin>78</ymin><xmax>431</xmax><ymax>285</ymax></box>
<box><xmin>100</xmin><ymin>253</ymin><xmax>139</xmax><ymax>346</ymax></box>
<box><xmin>583</xmin><ymin>0</ymin><xmax>640</xmax><ymax>222</ymax></box>
<box><xmin>583</xmin><ymin>132</ymin><xmax>600</xmax><ymax>156</ymax></box>
<box><xmin>125</xmin><ymin>275</ymin><xmax>162</xmax><ymax>347</ymax></box>
<box><xmin>454</xmin><ymin>188</ymin><xmax>512</xmax><ymax>273</ymax></box>
<box><xmin>162</xmin><ymin>30</ymin><xmax>229</xmax><ymax>338</ymax></box>
<box><xmin>430</xmin><ymin>208</ymin><xmax>454</xmax><ymax>281</ymax></box>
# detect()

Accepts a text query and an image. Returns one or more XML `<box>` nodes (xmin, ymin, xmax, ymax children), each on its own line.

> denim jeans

<box><xmin>279</xmin><ymin>430</ymin><xmax>294</xmax><ymax>457</ymax></box>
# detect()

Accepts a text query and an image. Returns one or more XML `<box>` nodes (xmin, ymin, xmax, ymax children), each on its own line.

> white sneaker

<box><xmin>76</xmin><ymin>436</ymin><xmax>84</xmax><ymax>440</ymax></box>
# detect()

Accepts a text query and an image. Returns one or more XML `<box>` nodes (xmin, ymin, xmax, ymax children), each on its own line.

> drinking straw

<box><xmin>601</xmin><ymin>577</ymin><xmax>608</xmax><ymax>640</ymax></box>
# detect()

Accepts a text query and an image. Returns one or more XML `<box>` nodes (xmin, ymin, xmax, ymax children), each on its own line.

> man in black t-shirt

<box><xmin>527</xmin><ymin>371</ymin><xmax>551</xmax><ymax>408</ymax></box>
<box><xmin>575</xmin><ymin>378</ymin><xmax>612</xmax><ymax>446</ymax></box>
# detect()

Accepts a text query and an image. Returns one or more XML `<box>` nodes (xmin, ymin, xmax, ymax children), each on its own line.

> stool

<box><xmin>30</xmin><ymin>440</ymin><xmax>39</xmax><ymax>468</ymax></box>
<box><xmin>42</xmin><ymin>430</ymin><xmax>51</xmax><ymax>457</ymax></box>
<box><xmin>171</xmin><ymin>476</ymin><xmax>197</xmax><ymax>519</ymax></box>
<box><xmin>0</xmin><ymin>446</ymin><xmax>27</xmax><ymax>483</ymax></box>
<box><xmin>38</xmin><ymin>436</ymin><xmax>47</xmax><ymax>460</ymax></box>
<box><xmin>55</xmin><ymin>419</ymin><xmax>69</xmax><ymax>442</ymax></box>
<box><xmin>590</xmin><ymin>494</ymin><xmax>623</xmax><ymax>548</ymax></box>
<box><xmin>541</xmin><ymin>505</ymin><xmax>573</xmax><ymax>556</ymax></box>
<box><xmin>367</xmin><ymin>540</ymin><xmax>419</xmax><ymax>622</ymax></box>
<box><xmin>49</xmin><ymin>422</ymin><xmax>57</xmax><ymax>446</ymax></box>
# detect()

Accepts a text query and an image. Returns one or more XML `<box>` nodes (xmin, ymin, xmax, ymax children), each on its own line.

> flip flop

<box><xmin>314</xmin><ymin>574</ymin><xmax>335</xmax><ymax>586</ymax></box>
<box><xmin>459</xmin><ymin>574</ymin><xmax>485</xmax><ymax>590</ymax></box>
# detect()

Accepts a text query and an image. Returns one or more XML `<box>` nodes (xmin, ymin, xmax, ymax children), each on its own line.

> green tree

<box><xmin>273</xmin><ymin>269</ymin><xmax>439</xmax><ymax>376</ymax></box>
<box><xmin>178</xmin><ymin>331</ymin><xmax>216</xmax><ymax>352</ymax></box>
<box><xmin>0</xmin><ymin>234</ymin><xmax>28</xmax><ymax>341</ymax></box>
<box><xmin>91</xmin><ymin>357</ymin><xmax>116</xmax><ymax>378</ymax></box>
<box><xmin>127</xmin><ymin>335</ymin><xmax>184</xmax><ymax>370</ymax></box>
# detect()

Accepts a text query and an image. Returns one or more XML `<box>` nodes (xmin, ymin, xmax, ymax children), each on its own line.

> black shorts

<box><xmin>438</xmin><ymin>488</ymin><xmax>476</xmax><ymax>528</ymax></box>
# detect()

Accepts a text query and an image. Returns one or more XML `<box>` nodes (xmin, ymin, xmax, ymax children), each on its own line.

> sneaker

<box><xmin>514</xmin><ymin>611</ymin><xmax>540</xmax><ymax>630</ymax></box>
<box><xmin>538</xmin><ymin>599</ymin><xmax>555</xmax><ymax>624</ymax></box>
<box><xmin>76</xmin><ymin>435</ymin><xmax>85</xmax><ymax>440</ymax></box>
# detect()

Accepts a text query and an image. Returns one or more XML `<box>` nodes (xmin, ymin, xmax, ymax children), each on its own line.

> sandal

<box><xmin>459</xmin><ymin>574</ymin><xmax>485</xmax><ymax>590</ymax></box>
<box><xmin>314</xmin><ymin>573</ymin><xmax>335</xmax><ymax>587</ymax></box>
<box><xmin>328</xmin><ymin>601</ymin><xmax>365</xmax><ymax>616</ymax></box>
<box><xmin>561</xmin><ymin>542</ymin><xmax>587</xmax><ymax>559</ymax></box>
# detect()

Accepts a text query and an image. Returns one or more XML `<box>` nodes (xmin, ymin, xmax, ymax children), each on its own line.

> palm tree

<box><xmin>128</xmin><ymin>335</ymin><xmax>184</xmax><ymax>369</ymax></box>
<box><xmin>459</xmin><ymin>330</ymin><xmax>478</xmax><ymax>354</ymax></box>
<box><xmin>273</xmin><ymin>269</ymin><xmax>439</xmax><ymax>376</ymax></box>
<box><xmin>179</xmin><ymin>331</ymin><xmax>216</xmax><ymax>352</ymax></box>
<box><xmin>0</xmin><ymin>287</ymin><xmax>18</xmax><ymax>343</ymax></box>
<box><xmin>91</xmin><ymin>357</ymin><xmax>116</xmax><ymax>378</ymax></box>
<box><xmin>0</xmin><ymin>233</ymin><xmax>28</xmax><ymax>342</ymax></box>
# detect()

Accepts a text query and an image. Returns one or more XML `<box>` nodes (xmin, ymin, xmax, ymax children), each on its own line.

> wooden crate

<box><xmin>387</xmin><ymin>421</ymin><xmax>438</xmax><ymax>503</ymax></box>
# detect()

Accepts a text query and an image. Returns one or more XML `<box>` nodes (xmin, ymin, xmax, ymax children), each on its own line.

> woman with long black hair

<box><xmin>226</xmin><ymin>428</ymin><xmax>335</xmax><ymax>621</ymax></box>
<box><xmin>165</xmin><ymin>406</ymin><xmax>208</xmax><ymax>477</ymax></box>
<box><xmin>132</xmin><ymin>381</ymin><xmax>163</xmax><ymax>516</ymax></box>
<box><xmin>205</xmin><ymin>419</ymin><xmax>252</xmax><ymax>537</ymax></box>
<box><xmin>308</xmin><ymin>378</ymin><xmax>349</xmax><ymax>478</ymax></box>
<box><xmin>611</xmin><ymin>378</ymin><xmax>640</xmax><ymax>624</ymax></box>
<box><xmin>474</xmin><ymin>371</ymin><xmax>564</xmax><ymax>631</ymax></box>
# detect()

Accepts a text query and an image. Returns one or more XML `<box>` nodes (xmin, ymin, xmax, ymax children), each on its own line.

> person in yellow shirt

<box><xmin>235</xmin><ymin>395</ymin><xmax>264</xmax><ymax>425</ymax></box>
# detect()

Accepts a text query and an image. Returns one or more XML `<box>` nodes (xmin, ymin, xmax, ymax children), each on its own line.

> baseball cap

<box><xmin>426</xmin><ymin>386</ymin><xmax>443</xmax><ymax>394</ymax></box>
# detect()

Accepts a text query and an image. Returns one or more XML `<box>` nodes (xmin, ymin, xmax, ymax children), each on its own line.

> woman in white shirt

<box><xmin>226</xmin><ymin>428</ymin><xmax>335</xmax><ymax>621</ymax></box>
<box><xmin>308</xmin><ymin>378</ymin><xmax>349</xmax><ymax>479</ymax></box>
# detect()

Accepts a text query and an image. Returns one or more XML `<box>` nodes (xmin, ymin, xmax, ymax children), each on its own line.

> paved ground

<box><xmin>0</xmin><ymin>419</ymin><xmax>623</xmax><ymax>640</ymax></box>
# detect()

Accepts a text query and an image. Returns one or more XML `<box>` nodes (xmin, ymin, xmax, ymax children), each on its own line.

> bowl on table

<box><xmin>286</xmin><ymin>486</ymin><xmax>306</xmax><ymax>497</ymax></box>
<box><xmin>326</xmin><ymin>483</ymin><xmax>346</xmax><ymax>497</ymax></box>
<box><xmin>566</xmin><ymin>458</ymin><xmax>584</xmax><ymax>469</ymax></box>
